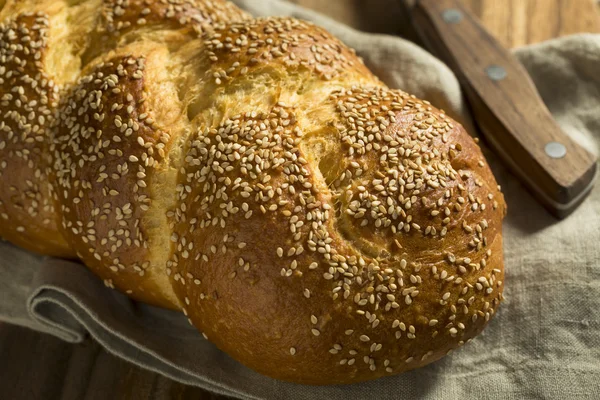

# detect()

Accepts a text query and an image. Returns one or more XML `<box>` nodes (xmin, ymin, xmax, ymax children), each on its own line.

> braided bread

<box><xmin>0</xmin><ymin>0</ymin><xmax>507</xmax><ymax>384</ymax></box>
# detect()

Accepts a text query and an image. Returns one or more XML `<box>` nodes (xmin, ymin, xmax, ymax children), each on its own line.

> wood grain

<box><xmin>2</xmin><ymin>1</ymin><xmax>599</xmax><ymax>399</ymax></box>
<box><xmin>290</xmin><ymin>0</ymin><xmax>600</xmax><ymax>48</ymax></box>
<box><xmin>462</xmin><ymin>0</ymin><xmax>600</xmax><ymax>48</ymax></box>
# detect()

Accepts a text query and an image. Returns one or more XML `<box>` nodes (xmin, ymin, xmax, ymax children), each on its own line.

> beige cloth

<box><xmin>1</xmin><ymin>0</ymin><xmax>599</xmax><ymax>398</ymax></box>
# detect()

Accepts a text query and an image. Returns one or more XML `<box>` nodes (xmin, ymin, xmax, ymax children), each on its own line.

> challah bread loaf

<box><xmin>0</xmin><ymin>0</ymin><xmax>507</xmax><ymax>384</ymax></box>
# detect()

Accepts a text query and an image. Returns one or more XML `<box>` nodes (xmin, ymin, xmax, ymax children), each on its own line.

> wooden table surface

<box><xmin>1</xmin><ymin>1</ymin><xmax>599</xmax><ymax>399</ymax></box>
<box><xmin>288</xmin><ymin>0</ymin><xmax>600</xmax><ymax>48</ymax></box>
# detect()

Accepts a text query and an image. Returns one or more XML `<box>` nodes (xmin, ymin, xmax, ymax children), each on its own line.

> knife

<box><xmin>407</xmin><ymin>0</ymin><xmax>598</xmax><ymax>219</ymax></box>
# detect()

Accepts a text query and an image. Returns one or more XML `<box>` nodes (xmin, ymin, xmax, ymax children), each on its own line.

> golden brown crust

<box><xmin>203</xmin><ymin>17</ymin><xmax>377</xmax><ymax>84</ymax></box>
<box><xmin>0</xmin><ymin>0</ymin><xmax>248</xmax><ymax>306</ymax></box>
<box><xmin>52</xmin><ymin>52</ymin><xmax>181</xmax><ymax>309</ymax></box>
<box><xmin>0</xmin><ymin>12</ymin><xmax>74</xmax><ymax>257</ymax></box>
<box><xmin>0</xmin><ymin>0</ymin><xmax>507</xmax><ymax>385</ymax></box>
<box><xmin>100</xmin><ymin>0</ymin><xmax>250</xmax><ymax>35</ymax></box>
<box><xmin>170</xmin><ymin>87</ymin><xmax>506</xmax><ymax>384</ymax></box>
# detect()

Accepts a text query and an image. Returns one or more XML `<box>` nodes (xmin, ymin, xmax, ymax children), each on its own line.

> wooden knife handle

<box><xmin>411</xmin><ymin>0</ymin><xmax>597</xmax><ymax>218</ymax></box>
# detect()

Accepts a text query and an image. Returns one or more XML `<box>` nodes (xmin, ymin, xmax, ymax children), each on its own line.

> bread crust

<box><xmin>0</xmin><ymin>0</ymin><xmax>506</xmax><ymax>384</ymax></box>
<box><xmin>171</xmin><ymin>88</ymin><xmax>506</xmax><ymax>384</ymax></box>
<box><xmin>0</xmin><ymin>12</ymin><xmax>74</xmax><ymax>257</ymax></box>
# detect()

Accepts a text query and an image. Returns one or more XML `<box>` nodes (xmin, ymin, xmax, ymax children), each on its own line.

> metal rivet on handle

<box><xmin>441</xmin><ymin>9</ymin><xmax>463</xmax><ymax>24</ymax></box>
<box><xmin>485</xmin><ymin>65</ymin><xmax>507</xmax><ymax>81</ymax></box>
<box><xmin>545</xmin><ymin>142</ymin><xmax>567</xmax><ymax>159</ymax></box>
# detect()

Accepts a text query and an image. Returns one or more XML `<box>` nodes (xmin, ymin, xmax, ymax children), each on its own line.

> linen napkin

<box><xmin>1</xmin><ymin>0</ymin><xmax>599</xmax><ymax>398</ymax></box>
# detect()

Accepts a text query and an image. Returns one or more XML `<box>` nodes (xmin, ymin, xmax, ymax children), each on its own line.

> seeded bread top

<box><xmin>0</xmin><ymin>0</ymin><xmax>506</xmax><ymax>385</ymax></box>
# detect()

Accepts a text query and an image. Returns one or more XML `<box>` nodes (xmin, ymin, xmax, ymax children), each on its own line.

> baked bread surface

<box><xmin>0</xmin><ymin>0</ymin><xmax>507</xmax><ymax>384</ymax></box>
